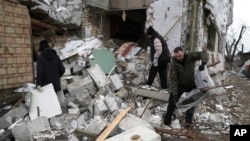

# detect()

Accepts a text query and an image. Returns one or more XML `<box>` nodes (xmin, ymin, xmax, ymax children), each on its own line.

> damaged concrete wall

<box><xmin>0</xmin><ymin>1</ymin><xmax>33</xmax><ymax>90</ymax></box>
<box><xmin>145</xmin><ymin>0</ymin><xmax>233</xmax><ymax>55</ymax></box>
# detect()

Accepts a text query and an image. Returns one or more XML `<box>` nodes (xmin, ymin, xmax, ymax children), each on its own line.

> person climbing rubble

<box><xmin>36</xmin><ymin>39</ymin><xmax>66</xmax><ymax>105</ymax></box>
<box><xmin>163</xmin><ymin>46</ymin><xmax>209</xmax><ymax>129</ymax></box>
<box><xmin>141</xmin><ymin>26</ymin><xmax>171</xmax><ymax>93</ymax></box>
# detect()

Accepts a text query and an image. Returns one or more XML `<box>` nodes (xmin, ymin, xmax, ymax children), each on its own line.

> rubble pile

<box><xmin>0</xmin><ymin>36</ymin><xmax>235</xmax><ymax>141</ymax></box>
<box><xmin>21</xmin><ymin>0</ymin><xmax>84</xmax><ymax>26</ymax></box>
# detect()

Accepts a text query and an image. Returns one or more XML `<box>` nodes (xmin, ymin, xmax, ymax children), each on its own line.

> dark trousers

<box><xmin>164</xmin><ymin>85</ymin><xmax>196</xmax><ymax>125</ymax></box>
<box><xmin>147</xmin><ymin>60</ymin><xmax>168</xmax><ymax>89</ymax></box>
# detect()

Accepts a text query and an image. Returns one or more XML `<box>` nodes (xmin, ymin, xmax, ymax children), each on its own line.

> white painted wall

<box><xmin>145</xmin><ymin>0</ymin><xmax>185</xmax><ymax>53</ymax></box>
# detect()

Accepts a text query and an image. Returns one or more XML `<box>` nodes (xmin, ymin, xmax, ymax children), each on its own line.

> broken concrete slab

<box><xmin>85</xmin><ymin>116</ymin><xmax>108</xmax><ymax>135</ymax></box>
<box><xmin>104</xmin><ymin>96</ymin><xmax>119</xmax><ymax>113</ymax></box>
<box><xmin>109</xmin><ymin>74</ymin><xmax>123</xmax><ymax>91</ymax></box>
<box><xmin>87</xmin><ymin>64</ymin><xmax>111</xmax><ymax>89</ymax></box>
<box><xmin>133</xmin><ymin>88</ymin><xmax>169</xmax><ymax>101</ymax></box>
<box><xmin>67</xmin><ymin>76</ymin><xmax>97</xmax><ymax>96</ymax></box>
<box><xmin>29</xmin><ymin>83</ymin><xmax>62</xmax><ymax>120</ymax></box>
<box><xmin>0</xmin><ymin>117</ymin><xmax>13</xmax><ymax>129</ymax></box>
<box><xmin>68</xmin><ymin>108</ymin><xmax>80</xmax><ymax>114</ymax></box>
<box><xmin>3</xmin><ymin>104</ymin><xmax>29</xmax><ymax>119</ymax></box>
<box><xmin>49</xmin><ymin>114</ymin><xmax>86</xmax><ymax>134</ymax></box>
<box><xmin>94</xmin><ymin>96</ymin><xmax>108</xmax><ymax>116</ymax></box>
<box><xmin>12</xmin><ymin>116</ymin><xmax>51</xmax><ymax>141</ymax></box>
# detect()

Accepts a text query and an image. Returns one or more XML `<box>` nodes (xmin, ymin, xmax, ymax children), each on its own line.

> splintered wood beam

<box><xmin>31</xmin><ymin>18</ymin><xmax>64</xmax><ymax>34</ymax></box>
<box><xmin>95</xmin><ymin>106</ymin><xmax>133</xmax><ymax>141</ymax></box>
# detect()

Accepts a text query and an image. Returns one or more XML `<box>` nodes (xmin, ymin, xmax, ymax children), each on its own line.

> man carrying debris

<box><xmin>36</xmin><ymin>39</ymin><xmax>65</xmax><ymax>105</ymax></box>
<box><xmin>143</xmin><ymin>26</ymin><xmax>171</xmax><ymax>92</ymax></box>
<box><xmin>164</xmin><ymin>46</ymin><xmax>208</xmax><ymax>129</ymax></box>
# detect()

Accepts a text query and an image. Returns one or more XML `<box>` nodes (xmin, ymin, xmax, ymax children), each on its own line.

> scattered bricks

<box><xmin>12</xmin><ymin>116</ymin><xmax>51</xmax><ymax>141</ymax></box>
<box><xmin>109</xmin><ymin>74</ymin><xmax>123</xmax><ymax>91</ymax></box>
<box><xmin>94</xmin><ymin>96</ymin><xmax>108</xmax><ymax>116</ymax></box>
<box><xmin>67</xmin><ymin>76</ymin><xmax>97</xmax><ymax>96</ymax></box>
<box><xmin>85</xmin><ymin>116</ymin><xmax>108</xmax><ymax>135</ymax></box>
<box><xmin>104</xmin><ymin>96</ymin><xmax>118</xmax><ymax>113</ymax></box>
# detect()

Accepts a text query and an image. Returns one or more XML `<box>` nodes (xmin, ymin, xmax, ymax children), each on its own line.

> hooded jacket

<box><xmin>36</xmin><ymin>48</ymin><xmax>65</xmax><ymax>91</ymax></box>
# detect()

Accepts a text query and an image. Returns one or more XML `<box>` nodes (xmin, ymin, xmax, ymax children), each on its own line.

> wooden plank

<box><xmin>95</xmin><ymin>106</ymin><xmax>133</xmax><ymax>141</ymax></box>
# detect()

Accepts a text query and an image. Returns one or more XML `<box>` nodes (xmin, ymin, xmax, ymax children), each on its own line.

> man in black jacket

<box><xmin>36</xmin><ymin>39</ymin><xmax>65</xmax><ymax>104</ymax></box>
<box><xmin>144</xmin><ymin>26</ymin><xmax>171</xmax><ymax>92</ymax></box>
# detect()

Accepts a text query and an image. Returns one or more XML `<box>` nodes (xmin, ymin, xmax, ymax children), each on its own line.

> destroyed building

<box><xmin>0</xmin><ymin>0</ymin><xmax>235</xmax><ymax>140</ymax></box>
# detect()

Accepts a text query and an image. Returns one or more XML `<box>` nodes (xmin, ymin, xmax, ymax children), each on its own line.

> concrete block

<box><xmin>132</xmin><ymin>72</ymin><xmax>145</xmax><ymax>85</ymax></box>
<box><xmin>75</xmin><ymin>89</ymin><xmax>92</xmax><ymax>107</ymax></box>
<box><xmin>85</xmin><ymin>116</ymin><xmax>107</xmax><ymax>135</ymax></box>
<box><xmin>87</xmin><ymin>64</ymin><xmax>110</xmax><ymax>89</ymax></box>
<box><xmin>67</xmin><ymin>101</ymin><xmax>79</xmax><ymax>108</ymax></box>
<box><xmin>3</xmin><ymin>104</ymin><xmax>29</xmax><ymax>119</ymax></box>
<box><xmin>94</xmin><ymin>97</ymin><xmax>108</xmax><ymax>116</ymax></box>
<box><xmin>0</xmin><ymin>117</ymin><xmax>13</xmax><ymax>129</ymax></box>
<box><xmin>68</xmin><ymin>108</ymin><xmax>80</xmax><ymax>114</ymax></box>
<box><xmin>71</xmin><ymin>14</ymin><xmax>82</xmax><ymax>26</ymax></box>
<box><xmin>66</xmin><ymin>5</ymin><xmax>74</xmax><ymax>11</ymax></box>
<box><xmin>58</xmin><ymin>0</ymin><xmax>67</xmax><ymax>6</ymax></box>
<box><xmin>104</xmin><ymin>96</ymin><xmax>118</xmax><ymax>112</ymax></box>
<box><xmin>67</xmin><ymin>76</ymin><xmax>97</xmax><ymax>96</ymax></box>
<box><xmin>145</xmin><ymin>115</ymin><xmax>162</xmax><ymax>128</ymax></box>
<box><xmin>109</xmin><ymin>74</ymin><xmax>123</xmax><ymax>91</ymax></box>
<box><xmin>134</xmin><ymin>88</ymin><xmax>169</xmax><ymax>101</ymax></box>
<box><xmin>135</xmin><ymin>63</ymin><xmax>146</xmax><ymax>72</ymax></box>
<box><xmin>67</xmin><ymin>0</ymin><xmax>82</xmax><ymax>5</ymax></box>
<box><xmin>12</xmin><ymin>117</ymin><xmax>51</xmax><ymax>141</ymax></box>
<box><xmin>59</xmin><ymin>8</ymin><xmax>72</xmax><ymax>21</ymax></box>
<box><xmin>56</xmin><ymin>11</ymin><xmax>65</xmax><ymax>23</ymax></box>
<box><xmin>49</xmin><ymin>114</ymin><xmax>85</xmax><ymax>133</ymax></box>
<box><xmin>95</xmin><ymin>86</ymin><xmax>109</xmax><ymax>97</ymax></box>
<box><xmin>72</xmin><ymin>65</ymin><xmax>84</xmax><ymax>74</ymax></box>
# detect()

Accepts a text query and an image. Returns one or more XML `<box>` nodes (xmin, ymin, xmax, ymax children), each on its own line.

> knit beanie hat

<box><xmin>39</xmin><ymin>39</ymin><xmax>50</xmax><ymax>52</ymax></box>
<box><xmin>146</xmin><ymin>26</ymin><xmax>155</xmax><ymax>35</ymax></box>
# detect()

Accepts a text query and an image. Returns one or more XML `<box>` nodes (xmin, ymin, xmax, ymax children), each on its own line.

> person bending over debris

<box><xmin>164</xmin><ymin>46</ymin><xmax>208</xmax><ymax>129</ymax></box>
<box><xmin>143</xmin><ymin>26</ymin><xmax>171</xmax><ymax>93</ymax></box>
<box><xmin>36</xmin><ymin>39</ymin><xmax>65</xmax><ymax>105</ymax></box>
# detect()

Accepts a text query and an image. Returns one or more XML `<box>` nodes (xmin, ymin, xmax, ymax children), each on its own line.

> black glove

<box><xmin>198</xmin><ymin>62</ymin><xmax>207</xmax><ymax>71</ymax></box>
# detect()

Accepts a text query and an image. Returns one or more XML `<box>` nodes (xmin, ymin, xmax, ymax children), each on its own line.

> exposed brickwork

<box><xmin>0</xmin><ymin>1</ymin><xmax>33</xmax><ymax>90</ymax></box>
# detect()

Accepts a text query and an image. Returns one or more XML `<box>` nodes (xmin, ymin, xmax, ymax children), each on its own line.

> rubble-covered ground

<box><xmin>0</xmin><ymin>37</ymin><xmax>250</xmax><ymax>141</ymax></box>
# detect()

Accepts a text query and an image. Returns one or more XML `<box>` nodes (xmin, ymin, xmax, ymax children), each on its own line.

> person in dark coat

<box><xmin>144</xmin><ymin>26</ymin><xmax>171</xmax><ymax>92</ymax></box>
<box><xmin>163</xmin><ymin>46</ymin><xmax>208</xmax><ymax>129</ymax></box>
<box><xmin>36</xmin><ymin>39</ymin><xmax>65</xmax><ymax>104</ymax></box>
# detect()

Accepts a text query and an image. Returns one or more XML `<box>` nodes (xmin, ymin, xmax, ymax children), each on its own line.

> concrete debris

<box><xmin>1</xmin><ymin>35</ymin><xmax>235</xmax><ymax>140</ymax></box>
